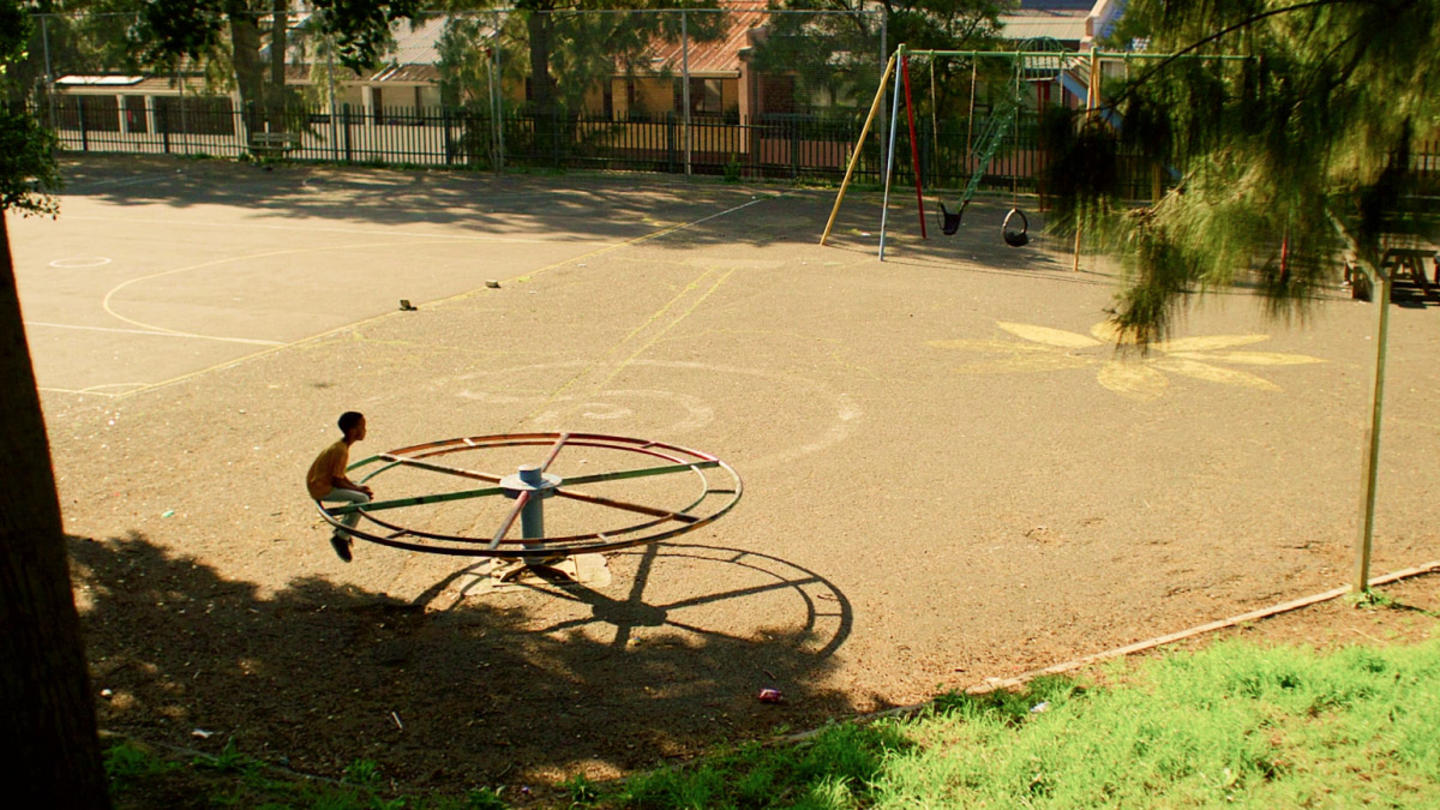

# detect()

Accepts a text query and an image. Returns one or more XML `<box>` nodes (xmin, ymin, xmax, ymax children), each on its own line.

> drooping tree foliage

<box><xmin>1045</xmin><ymin>0</ymin><xmax>1440</xmax><ymax>344</ymax></box>
<box><xmin>134</xmin><ymin>0</ymin><xmax>419</xmax><ymax>132</ymax></box>
<box><xmin>433</xmin><ymin>0</ymin><xmax>727</xmax><ymax>116</ymax></box>
<box><xmin>750</xmin><ymin>0</ymin><xmax>1006</xmax><ymax>118</ymax></box>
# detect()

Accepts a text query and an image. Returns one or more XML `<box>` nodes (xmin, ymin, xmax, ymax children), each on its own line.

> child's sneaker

<box><xmin>330</xmin><ymin>534</ymin><xmax>353</xmax><ymax>562</ymax></box>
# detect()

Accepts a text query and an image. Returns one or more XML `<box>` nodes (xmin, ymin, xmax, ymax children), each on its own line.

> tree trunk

<box><xmin>0</xmin><ymin>214</ymin><xmax>110</xmax><ymax>807</ymax></box>
<box><xmin>525</xmin><ymin>9</ymin><xmax>554</xmax><ymax>115</ymax></box>
<box><xmin>525</xmin><ymin>8</ymin><xmax>558</xmax><ymax>165</ymax></box>
<box><xmin>269</xmin><ymin>0</ymin><xmax>289</xmax><ymax>132</ymax></box>
<box><xmin>229</xmin><ymin>0</ymin><xmax>264</xmax><ymax>135</ymax></box>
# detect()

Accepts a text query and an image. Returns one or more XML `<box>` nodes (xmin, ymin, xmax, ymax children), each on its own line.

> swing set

<box><xmin>820</xmin><ymin>45</ymin><xmax>1064</xmax><ymax>258</ymax></box>
<box><xmin>821</xmin><ymin>44</ymin><xmax>1251</xmax><ymax>262</ymax></box>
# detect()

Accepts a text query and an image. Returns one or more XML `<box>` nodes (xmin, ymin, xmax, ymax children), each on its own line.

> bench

<box><xmin>247</xmin><ymin>131</ymin><xmax>301</xmax><ymax>157</ymax></box>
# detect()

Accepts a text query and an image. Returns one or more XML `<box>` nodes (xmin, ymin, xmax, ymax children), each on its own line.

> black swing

<box><xmin>931</xmin><ymin>57</ymin><xmax>1031</xmax><ymax>247</ymax></box>
<box><xmin>938</xmin><ymin>201</ymin><xmax>967</xmax><ymax>235</ymax></box>
<box><xmin>1002</xmin><ymin>207</ymin><xmax>1029</xmax><ymax>247</ymax></box>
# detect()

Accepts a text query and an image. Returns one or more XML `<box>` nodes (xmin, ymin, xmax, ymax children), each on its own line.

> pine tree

<box><xmin>1047</xmin><ymin>0</ymin><xmax>1440</xmax><ymax>343</ymax></box>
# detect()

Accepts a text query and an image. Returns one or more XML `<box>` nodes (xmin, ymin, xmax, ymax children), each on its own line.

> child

<box><xmin>306</xmin><ymin>411</ymin><xmax>373</xmax><ymax>562</ymax></box>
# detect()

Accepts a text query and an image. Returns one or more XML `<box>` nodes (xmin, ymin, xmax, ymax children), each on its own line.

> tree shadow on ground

<box><xmin>68</xmin><ymin>531</ymin><xmax>856</xmax><ymax>794</ymax></box>
<box><xmin>54</xmin><ymin>155</ymin><xmax>817</xmax><ymax>251</ymax></box>
<box><xmin>54</xmin><ymin>155</ymin><xmax>1092</xmax><ymax>265</ymax></box>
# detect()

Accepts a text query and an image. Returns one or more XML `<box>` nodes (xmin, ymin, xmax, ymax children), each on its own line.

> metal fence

<box><xmin>30</xmin><ymin>9</ymin><xmax>1431</xmax><ymax>197</ymax></box>
<box><xmin>38</xmin><ymin>92</ymin><xmax>1100</xmax><ymax>193</ymax></box>
<box><xmin>17</xmin><ymin>6</ymin><xmax>908</xmax><ymax>184</ymax></box>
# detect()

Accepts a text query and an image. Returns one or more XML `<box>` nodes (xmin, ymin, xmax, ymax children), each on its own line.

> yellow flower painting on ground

<box><xmin>927</xmin><ymin>322</ymin><xmax>1325</xmax><ymax>401</ymax></box>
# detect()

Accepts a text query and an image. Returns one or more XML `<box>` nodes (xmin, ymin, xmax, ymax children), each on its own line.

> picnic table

<box><xmin>1344</xmin><ymin>235</ymin><xmax>1439</xmax><ymax>302</ymax></box>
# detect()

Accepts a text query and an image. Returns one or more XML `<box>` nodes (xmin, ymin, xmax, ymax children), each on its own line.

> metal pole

<box><xmin>40</xmin><ymin>16</ymin><xmax>57</xmax><ymax>130</ymax></box>
<box><xmin>901</xmin><ymin>54</ymin><xmax>926</xmax><ymax>239</ymax></box>
<box><xmin>327</xmin><ymin>32</ymin><xmax>340</xmax><ymax>161</ymax></box>
<box><xmin>1355</xmin><ymin>269</ymin><xmax>1392</xmax><ymax>593</ymax></box>
<box><xmin>966</xmin><ymin>60</ymin><xmax>976</xmax><ymax>165</ymax></box>
<box><xmin>486</xmin><ymin>46</ymin><xmax>499</xmax><ymax>167</ymax></box>
<box><xmin>878</xmin><ymin>45</ymin><xmax>905</xmax><ymax>261</ymax></box>
<box><xmin>518</xmin><ymin>465</ymin><xmax>545</xmax><ymax>541</ymax></box>
<box><xmin>878</xmin><ymin>13</ymin><xmax>888</xmax><ymax>159</ymax></box>
<box><xmin>493</xmin><ymin>28</ymin><xmax>505</xmax><ymax>172</ymax></box>
<box><xmin>1073</xmin><ymin>47</ymin><xmax>1097</xmax><ymax>272</ymax></box>
<box><xmin>681</xmin><ymin>10</ymin><xmax>692</xmax><ymax>176</ymax></box>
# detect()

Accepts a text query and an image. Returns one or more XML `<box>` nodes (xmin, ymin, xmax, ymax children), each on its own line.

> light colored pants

<box><xmin>321</xmin><ymin>488</ymin><xmax>370</xmax><ymax>538</ymax></box>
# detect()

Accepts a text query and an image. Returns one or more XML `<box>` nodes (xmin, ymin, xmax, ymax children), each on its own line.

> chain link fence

<box><xmin>13</xmin><ymin>6</ymin><xmax>897</xmax><ymax>183</ymax></box>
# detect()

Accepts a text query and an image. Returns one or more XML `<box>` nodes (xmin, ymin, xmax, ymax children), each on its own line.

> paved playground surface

<box><xmin>12</xmin><ymin>155</ymin><xmax>1439</xmax><ymax>789</ymax></box>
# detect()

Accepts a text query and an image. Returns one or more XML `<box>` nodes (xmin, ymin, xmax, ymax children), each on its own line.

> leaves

<box><xmin>0</xmin><ymin>0</ymin><xmax>59</xmax><ymax>216</ymax></box>
<box><xmin>1054</xmin><ymin>1</ymin><xmax>1440</xmax><ymax>343</ymax></box>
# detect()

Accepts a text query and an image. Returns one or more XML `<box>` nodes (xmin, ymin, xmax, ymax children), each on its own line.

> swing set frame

<box><xmin>820</xmin><ymin>45</ymin><xmax>1252</xmax><ymax>263</ymax></box>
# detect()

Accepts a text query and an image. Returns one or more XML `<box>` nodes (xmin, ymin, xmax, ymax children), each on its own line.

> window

<box><xmin>696</xmin><ymin>78</ymin><xmax>722</xmax><ymax>115</ymax></box>
<box><xmin>674</xmin><ymin>78</ymin><xmax>725</xmax><ymax>116</ymax></box>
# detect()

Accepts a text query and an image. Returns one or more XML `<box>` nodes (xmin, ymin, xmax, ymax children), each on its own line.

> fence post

<box><xmin>552</xmin><ymin>105</ymin><xmax>561</xmax><ymax>167</ymax></box>
<box><xmin>442</xmin><ymin>106</ymin><xmax>452</xmax><ymax>166</ymax></box>
<box><xmin>78</xmin><ymin>97</ymin><xmax>88</xmax><ymax>152</ymax></box>
<box><xmin>40</xmin><ymin>15</ymin><xmax>57</xmax><ymax>130</ymax></box>
<box><xmin>790</xmin><ymin>117</ymin><xmax>800</xmax><ymax>179</ymax></box>
<box><xmin>160</xmin><ymin>102</ymin><xmax>170</xmax><ymax>154</ymax></box>
<box><xmin>343</xmin><ymin>103</ymin><xmax>353</xmax><ymax>163</ymax></box>
<box><xmin>666</xmin><ymin>112</ymin><xmax>677</xmax><ymax>172</ymax></box>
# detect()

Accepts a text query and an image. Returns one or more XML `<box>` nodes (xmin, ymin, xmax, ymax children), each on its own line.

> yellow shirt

<box><xmin>306</xmin><ymin>440</ymin><xmax>350</xmax><ymax>499</ymax></box>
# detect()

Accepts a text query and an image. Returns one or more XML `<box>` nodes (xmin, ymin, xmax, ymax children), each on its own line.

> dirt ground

<box><xmin>12</xmin><ymin>156</ymin><xmax>1439</xmax><ymax>801</ymax></box>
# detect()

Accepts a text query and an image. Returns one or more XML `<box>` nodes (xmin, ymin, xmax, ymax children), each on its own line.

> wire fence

<box><xmin>15</xmin><ymin>8</ymin><xmax>1438</xmax><ymax>197</ymax></box>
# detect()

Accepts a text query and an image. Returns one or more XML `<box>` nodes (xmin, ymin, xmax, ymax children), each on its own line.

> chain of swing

<box><xmin>910</xmin><ymin>49</ymin><xmax>1057</xmax><ymax>248</ymax></box>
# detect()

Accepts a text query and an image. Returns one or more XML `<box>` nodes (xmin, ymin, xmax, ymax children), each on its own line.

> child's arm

<box><xmin>331</xmin><ymin>454</ymin><xmax>372</xmax><ymax>496</ymax></box>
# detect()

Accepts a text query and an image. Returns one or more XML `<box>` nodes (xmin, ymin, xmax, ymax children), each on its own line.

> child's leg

<box><xmin>322</xmin><ymin>488</ymin><xmax>371</xmax><ymax>538</ymax></box>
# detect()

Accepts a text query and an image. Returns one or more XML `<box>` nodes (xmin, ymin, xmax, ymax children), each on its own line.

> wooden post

<box><xmin>820</xmin><ymin>54</ymin><xmax>898</xmax><ymax>246</ymax></box>
<box><xmin>1355</xmin><ymin>265</ymin><xmax>1392</xmax><ymax>593</ymax></box>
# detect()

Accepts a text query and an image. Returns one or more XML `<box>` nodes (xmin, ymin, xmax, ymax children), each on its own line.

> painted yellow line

<box><xmin>61</xmin><ymin>214</ymin><xmax>573</xmax><ymax>244</ymax></box>
<box><xmin>520</xmin><ymin>264</ymin><xmax>740</xmax><ymax>428</ymax></box>
<box><xmin>420</xmin><ymin>194</ymin><xmax>779</xmax><ymax>312</ymax></box>
<box><xmin>607</xmin><ymin>267</ymin><xmax>737</xmax><ymax>384</ymax></box>
<box><xmin>106</xmin><ymin>195</ymin><xmax>778</xmax><ymax>401</ymax></box>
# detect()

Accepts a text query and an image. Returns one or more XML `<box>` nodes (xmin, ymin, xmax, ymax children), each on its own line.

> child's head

<box><xmin>338</xmin><ymin>411</ymin><xmax>366</xmax><ymax>441</ymax></box>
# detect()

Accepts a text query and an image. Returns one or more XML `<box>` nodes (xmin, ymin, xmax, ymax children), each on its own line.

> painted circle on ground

<box><xmin>436</xmin><ymin>359</ymin><xmax>861</xmax><ymax>471</ymax></box>
<box><xmin>50</xmin><ymin>256</ymin><xmax>113</xmax><ymax>268</ymax></box>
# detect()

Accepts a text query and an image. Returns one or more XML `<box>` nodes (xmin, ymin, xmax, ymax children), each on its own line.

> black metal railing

<box><xmin>35</xmin><ymin>96</ymin><xmax>1436</xmax><ymax>199</ymax></box>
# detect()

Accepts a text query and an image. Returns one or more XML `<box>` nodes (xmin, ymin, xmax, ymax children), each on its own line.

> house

<box><xmin>992</xmin><ymin>0</ymin><xmax>1129</xmax><ymax>109</ymax></box>
<box><xmin>593</xmin><ymin>0</ymin><xmax>766</xmax><ymax>122</ymax></box>
<box><xmin>998</xmin><ymin>0</ymin><xmax>1127</xmax><ymax>51</ymax></box>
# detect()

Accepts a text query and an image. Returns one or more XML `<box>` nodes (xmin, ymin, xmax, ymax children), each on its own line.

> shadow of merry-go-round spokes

<box><xmin>315</xmin><ymin>431</ymin><xmax>743</xmax><ymax>581</ymax></box>
<box><xmin>499</xmin><ymin>542</ymin><xmax>853</xmax><ymax>658</ymax></box>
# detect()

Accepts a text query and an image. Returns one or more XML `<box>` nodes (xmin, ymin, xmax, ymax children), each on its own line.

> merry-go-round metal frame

<box><xmin>315</xmin><ymin>431</ymin><xmax>742</xmax><ymax>559</ymax></box>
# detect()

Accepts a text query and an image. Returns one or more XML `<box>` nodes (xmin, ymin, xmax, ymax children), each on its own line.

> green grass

<box><xmin>596</xmin><ymin>638</ymin><xmax>1440</xmax><ymax>809</ymax></box>
<box><xmin>104</xmin><ymin>636</ymin><xmax>1440</xmax><ymax>809</ymax></box>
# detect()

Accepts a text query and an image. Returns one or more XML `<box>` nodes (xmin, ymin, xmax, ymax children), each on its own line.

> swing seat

<box><xmin>1003</xmin><ymin>208</ymin><xmax>1029</xmax><ymax>247</ymax></box>
<box><xmin>939</xmin><ymin>202</ymin><xmax>966</xmax><ymax>236</ymax></box>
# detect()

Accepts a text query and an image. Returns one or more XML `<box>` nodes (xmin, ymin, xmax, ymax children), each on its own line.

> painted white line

<box><xmin>104</xmin><ymin>193</ymin><xmax>784</xmax><ymax>401</ymax></box>
<box><xmin>38</xmin><ymin>386</ymin><xmax>122</xmax><ymax>397</ymax></box>
<box><xmin>25</xmin><ymin>320</ymin><xmax>284</xmax><ymax>346</ymax></box>
<box><xmin>49</xmin><ymin>256</ymin><xmax>112</xmax><ymax>268</ymax></box>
